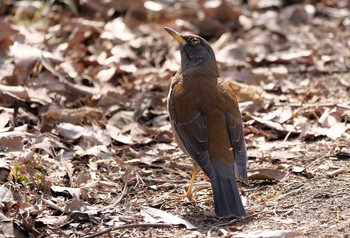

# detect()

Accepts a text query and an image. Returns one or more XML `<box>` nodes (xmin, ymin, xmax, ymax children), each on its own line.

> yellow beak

<box><xmin>164</xmin><ymin>27</ymin><xmax>186</xmax><ymax>45</ymax></box>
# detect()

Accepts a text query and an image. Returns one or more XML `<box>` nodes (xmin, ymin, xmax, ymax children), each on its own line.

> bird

<box><xmin>164</xmin><ymin>27</ymin><xmax>248</xmax><ymax>218</ymax></box>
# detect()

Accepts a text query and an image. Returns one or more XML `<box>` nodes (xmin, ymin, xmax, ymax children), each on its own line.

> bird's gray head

<box><xmin>164</xmin><ymin>27</ymin><xmax>219</xmax><ymax>77</ymax></box>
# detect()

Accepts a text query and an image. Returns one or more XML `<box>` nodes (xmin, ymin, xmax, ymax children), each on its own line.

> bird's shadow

<box><xmin>173</xmin><ymin>182</ymin><xmax>265</xmax><ymax>234</ymax></box>
<box><xmin>181</xmin><ymin>208</ymin><xmax>256</xmax><ymax>235</ymax></box>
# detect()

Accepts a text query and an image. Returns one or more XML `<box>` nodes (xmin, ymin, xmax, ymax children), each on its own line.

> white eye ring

<box><xmin>190</xmin><ymin>37</ymin><xmax>200</xmax><ymax>45</ymax></box>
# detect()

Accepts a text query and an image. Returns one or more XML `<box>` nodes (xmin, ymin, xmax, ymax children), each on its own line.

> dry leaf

<box><xmin>140</xmin><ymin>206</ymin><xmax>196</xmax><ymax>230</ymax></box>
<box><xmin>51</xmin><ymin>186</ymin><xmax>81</xmax><ymax>199</ymax></box>
<box><xmin>248</xmin><ymin>169</ymin><xmax>286</xmax><ymax>181</ymax></box>
<box><xmin>106</xmin><ymin>123</ymin><xmax>133</xmax><ymax>144</ymax></box>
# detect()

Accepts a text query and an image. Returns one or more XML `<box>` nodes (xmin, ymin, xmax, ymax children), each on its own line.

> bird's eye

<box><xmin>190</xmin><ymin>37</ymin><xmax>200</xmax><ymax>45</ymax></box>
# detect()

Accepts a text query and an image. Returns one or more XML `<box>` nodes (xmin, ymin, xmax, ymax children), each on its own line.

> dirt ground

<box><xmin>0</xmin><ymin>0</ymin><xmax>350</xmax><ymax>237</ymax></box>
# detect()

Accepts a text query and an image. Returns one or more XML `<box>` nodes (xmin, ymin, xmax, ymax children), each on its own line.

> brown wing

<box><xmin>225</xmin><ymin>112</ymin><xmax>248</xmax><ymax>182</ymax></box>
<box><xmin>172</xmin><ymin>112</ymin><xmax>214</xmax><ymax>180</ymax></box>
<box><xmin>221</xmin><ymin>79</ymin><xmax>248</xmax><ymax>182</ymax></box>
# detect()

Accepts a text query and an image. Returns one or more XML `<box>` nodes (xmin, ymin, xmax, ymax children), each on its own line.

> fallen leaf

<box><xmin>248</xmin><ymin>169</ymin><xmax>286</xmax><ymax>181</ymax></box>
<box><xmin>35</xmin><ymin>215</ymin><xmax>67</xmax><ymax>226</ymax></box>
<box><xmin>51</xmin><ymin>186</ymin><xmax>81</xmax><ymax>199</ymax></box>
<box><xmin>0</xmin><ymin>19</ymin><xmax>17</xmax><ymax>52</ymax></box>
<box><xmin>56</xmin><ymin>123</ymin><xmax>85</xmax><ymax>140</ymax></box>
<box><xmin>106</xmin><ymin>123</ymin><xmax>133</xmax><ymax>145</ymax></box>
<box><xmin>140</xmin><ymin>206</ymin><xmax>196</xmax><ymax>230</ymax></box>
<box><xmin>248</xmin><ymin>114</ymin><xmax>297</xmax><ymax>133</ymax></box>
<box><xmin>0</xmin><ymin>186</ymin><xmax>13</xmax><ymax>203</ymax></box>
<box><xmin>0</xmin><ymin>162</ymin><xmax>10</xmax><ymax>183</ymax></box>
<box><xmin>102</xmin><ymin>18</ymin><xmax>136</xmax><ymax>41</ymax></box>
<box><xmin>0</xmin><ymin>110</ymin><xmax>12</xmax><ymax>130</ymax></box>
<box><xmin>0</xmin><ymin>131</ymin><xmax>31</xmax><ymax>151</ymax></box>
<box><xmin>1</xmin><ymin>220</ymin><xmax>28</xmax><ymax>238</ymax></box>
<box><xmin>251</xmin><ymin>49</ymin><xmax>314</xmax><ymax>66</ymax></box>
<box><xmin>292</xmin><ymin>166</ymin><xmax>305</xmax><ymax>173</ymax></box>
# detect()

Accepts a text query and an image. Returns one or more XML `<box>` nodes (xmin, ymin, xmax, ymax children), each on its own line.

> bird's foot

<box><xmin>176</xmin><ymin>189</ymin><xmax>194</xmax><ymax>200</ymax></box>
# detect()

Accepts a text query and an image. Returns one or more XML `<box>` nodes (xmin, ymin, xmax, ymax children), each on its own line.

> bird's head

<box><xmin>164</xmin><ymin>27</ymin><xmax>219</xmax><ymax>77</ymax></box>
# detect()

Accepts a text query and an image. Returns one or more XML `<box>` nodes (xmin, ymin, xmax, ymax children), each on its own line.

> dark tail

<box><xmin>211</xmin><ymin>173</ymin><xmax>245</xmax><ymax>218</ymax></box>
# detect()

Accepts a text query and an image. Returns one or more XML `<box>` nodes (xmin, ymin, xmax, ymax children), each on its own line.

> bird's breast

<box><xmin>169</xmin><ymin>76</ymin><xmax>223</xmax><ymax>123</ymax></box>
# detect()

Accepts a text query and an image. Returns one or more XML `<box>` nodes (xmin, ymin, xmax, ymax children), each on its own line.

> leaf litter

<box><xmin>0</xmin><ymin>0</ymin><xmax>350</xmax><ymax>237</ymax></box>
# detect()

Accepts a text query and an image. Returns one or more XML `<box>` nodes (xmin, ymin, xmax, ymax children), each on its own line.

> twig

<box><xmin>273</xmin><ymin>209</ymin><xmax>294</xmax><ymax>216</ymax></box>
<box><xmin>207</xmin><ymin>212</ymin><xmax>263</xmax><ymax>238</ymax></box>
<box><xmin>42</xmin><ymin>198</ymin><xmax>65</xmax><ymax>213</ymax></box>
<box><xmin>95</xmin><ymin>183</ymin><xmax>128</xmax><ymax>213</ymax></box>
<box><xmin>326</xmin><ymin>168</ymin><xmax>347</xmax><ymax>178</ymax></box>
<box><xmin>281</xmin><ymin>209</ymin><xmax>294</xmax><ymax>216</ymax></box>
<box><xmin>142</xmin><ymin>178</ymin><xmax>190</xmax><ymax>184</ymax></box>
<box><xmin>85</xmin><ymin>223</ymin><xmax>175</xmax><ymax>238</ymax></box>
<box><xmin>274</xmin><ymin>102</ymin><xmax>350</xmax><ymax>111</ymax></box>
<box><xmin>276</xmin><ymin>186</ymin><xmax>303</xmax><ymax>201</ymax></box>
<box><xmin>168</xmin><ymin>161</ymin><xmax>193</xmax><ymax>171</ymax></box>
<box><xmin>243</xmin><ymin>185</ymin><xmax>269</xmax><ymax>192</ymax></box>
<box><xmin>283</xmin><ymin>130</ymin><xmax>293</xmax><ymax>141</ymax></box>
<box><xmin>40</xmin><ymin>54</ymin><xmax>99</xmax><ymax>96</ymax></box>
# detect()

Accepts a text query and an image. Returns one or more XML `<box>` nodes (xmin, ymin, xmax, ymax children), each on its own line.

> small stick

<box><xmin>142</xmin><ymin>178</ymin><xmax>190</xmax><ymax>184</ymax></box>
<box><xmin>326</xmin><ymin>168</ymin><xmax>346</xmax><ymax>178</ymax></box>
<box><xmin>95</xmin><ymin>183</ymin><xmax>128</xmax><ymax>213</ymax></box>
<box><xmin>207</xmin><ymin>212</ymin><xmax>263</xmax><ymax>238</ymax></box>
<box><xmin>42</xmin><ymin>198</ymin><xmax>65</xmax><ymax>213</ymax></box>
<box><xmin>85</xmin><ymin>223</ymin><xmax>175</xmax><ymax>238</ymax></box>
<box><xmin>274</xmin><ymin>102</ymin><xmax>350</xmax><ymax>111</ymax></box>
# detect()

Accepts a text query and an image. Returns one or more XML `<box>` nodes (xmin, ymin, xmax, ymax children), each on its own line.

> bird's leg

<box><xmin>177</xmin><ymin>165</ymin><xmax>199</xmax><ymax>199</ymax></box>
<box><xmin>186</xmin><ymin>165</ymin><xmax>199</xmax><ymax>198</ymax></box>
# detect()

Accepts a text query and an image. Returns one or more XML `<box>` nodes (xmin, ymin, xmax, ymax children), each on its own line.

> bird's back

<box><xmin>165</xmin><ymin>27</ymin><xmax>247</xmax><ymax>217</ymax></box>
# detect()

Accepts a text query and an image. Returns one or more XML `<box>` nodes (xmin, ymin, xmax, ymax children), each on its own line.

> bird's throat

<box><xmin>180</xmin><ymin>62</ymin><xmax>220</xmax><ymax>79</ymax></box>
